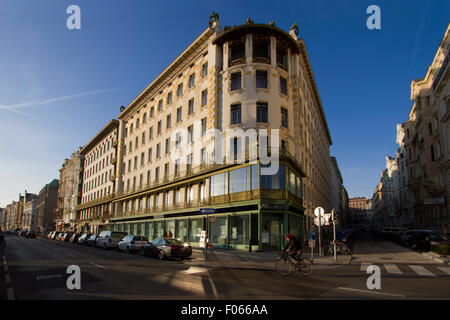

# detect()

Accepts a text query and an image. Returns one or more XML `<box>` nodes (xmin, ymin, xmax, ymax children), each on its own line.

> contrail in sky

<box><xmin>0</xmin><ymin>88</ymin><xmax>115</xmax><ymax>110</ymax></box>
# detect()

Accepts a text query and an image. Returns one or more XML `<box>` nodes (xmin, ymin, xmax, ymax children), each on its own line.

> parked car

<box><xmin>18</xmin><ymin>230</ymin><xmax>28</xmax><ymax>236</ymax></box>
<box><xmin>86</xmin><ymin>234</ymin><xmax>99</xmax><ymax>247</ymax></box>
<box><xmin>140</xmin><ymin>238</ymin><xmax>192</xmax><ymax>260</ymax></box>
<box><xmin>95</xmin><ymin>231</ymin><xmax>128</xmax><ymax>250</ymax></box>
<box><xmin>78</xmin><ymin>233</ymin><xmax>92</xmax><ymax>245</ymax></box>
<box><xmin>394</xmin><ymin>230</ymin><xmax>409</xmax><ymax>244</ymax></box>
<box><xmin>60</xmin><ymin>232</ymin><xmax>73</xmax><ymax>242</ymax></box>
<box><xmin>379</xmin><ymin>227</ymin><xmax>407</xmax><ymax>240</ymax></box>
<box><xmin>70</xmin><ymin>233</ymin><xmax>81</xmax><ymax>244</ymax></box>
<box><xmin>117</xmin><ymin>235</ymin><xmax>149</xmax><ymax>253</ymax></box>
<box><xmin>403</xmin><ymin>230</ymin><xmax>448</xmax><ymax>250</ymax></box>
<box><xmin>25</xmin><ymin>231</ymin><xmax>36</xmax><ymax>238</ymax></box>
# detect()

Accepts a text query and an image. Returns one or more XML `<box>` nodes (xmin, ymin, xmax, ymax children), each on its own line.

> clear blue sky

<box><xmin>0</xmin><ymin>0</ymin><xmax>449</xmax><ymax>206</ymax></box>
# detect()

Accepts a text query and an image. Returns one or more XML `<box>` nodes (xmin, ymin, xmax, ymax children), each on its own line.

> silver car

<box><xmin>95</xmin><ymin>231</ymin><xmax>128</xmax><ymax>250</ymax></box>
<box><xmin>117</xmin><ymin>235</ymin><xmax>149</xmax><ymax>253</ymax></box>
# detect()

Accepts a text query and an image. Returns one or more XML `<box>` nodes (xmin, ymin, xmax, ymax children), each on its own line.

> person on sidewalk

<box><xmin>284</xmin><ymin>234</ymin><xmax>303</xmax><ymax>264</ymax></box>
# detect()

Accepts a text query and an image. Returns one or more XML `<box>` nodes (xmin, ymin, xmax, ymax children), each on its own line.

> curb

<box><xmin>421</xmin><ymin>252</ymin><xmax>450</xmax><ymax>265</ymax></box>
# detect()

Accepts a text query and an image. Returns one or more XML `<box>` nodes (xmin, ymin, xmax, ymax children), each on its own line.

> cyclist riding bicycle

<box><xmin>283</xmin><ymin>234</ymin><xmax>303</xmax><ymax>264</ymax></box>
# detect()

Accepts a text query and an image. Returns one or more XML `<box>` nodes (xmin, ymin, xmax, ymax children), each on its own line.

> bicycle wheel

<box><xmin>299</xmin><ymin>257</ymin><xmax>313</xmax><ymax>275</ymax></box>
<box><xmin>275</xmin><ymin>256</ymin><xmax>292</xmax><ymax>276</ymax></box>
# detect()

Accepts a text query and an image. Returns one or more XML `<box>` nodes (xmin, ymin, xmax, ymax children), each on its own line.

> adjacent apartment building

<box><xmin>57</xmin><ymin>148</ymin><xmax>84</xmax><ymax>231</ymax></box>
<box><xmin>100</xmin><ymin>14</ymin><xmax>333</xmax><ymax>250</ymax></box>
<box><xmin>36</xmin><ymin>179</ymin><xmax>59</xmax><ymax>232</ymax></box>
<box><xmin>401</xmin><ymin>23</ymin><xmax>449</xmax><ymax>233</ymax></box>
<box><xmin>76</xmin><ymin>120</ymin><xmax>119</xmax><ymax>234</ymax></box>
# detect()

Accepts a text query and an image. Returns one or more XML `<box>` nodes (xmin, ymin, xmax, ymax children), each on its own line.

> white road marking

<box><xmin>179</xmin><ymin>267</ymin><xmax>208</xmax><ymax>274</ymax></box>
<box><xmin>360</xmin><ymin>263</ymin><xmax>372</xmax><ymax>271</ymax></box>
<box><xmin>66</xmin><ymin>253</ymin><xmax>77</xmax><ymax>258</ymax></box>
<box><xmin>7</xmin><ymin>288</ymin><xmax>15</xmax><ymax>300</ymax></box>
<box><xmin>88</xmin><ymin>262</ymin><xmax>109</xmax><ymax>270</ymax></box>
<box><xmin>409</xmin><ymin>265</ymin><xmax>436</xmax><ymax>277</ymax></box>
<box><xmin>384</xmin><ymin>264</ymin><xmax>402</xmax><ymax>274</ymax></box>
<box><xmin>207</xmin><ymin>270</ymin><xmax>219</xmax><ymax>300</ymax></box>
<box><xmin>436</xmin><ymin>267</ymin><xmax>450</xmax><ymax>275</ymax></box>
<box><xmin>5</xmin><ymin>273</ymin><xmax>11</xmax><ymax>284</ymax></box>
<box><xmin>336</xmin><ymin>287</ymin><xmax>405</xmax><ymax>298</ymax></box>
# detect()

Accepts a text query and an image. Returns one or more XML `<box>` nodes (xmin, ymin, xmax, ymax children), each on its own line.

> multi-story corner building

<box><xmin>402</xmin><ymin>23</ymin><xmax>449</xmax><ymax>233</ymax></box>
<box><xmin>57</xmin><ymin>148</ymin><xmax>84</xmax><ymax>231</ymax></box>
<box><xmin>107</xmin><ymin>14</ymin><xmax>332</xmax><ymax>250</ymax></box>
<box><xmin>36</xmin><ymin>179</ymin><xmax>59</xmax><ymax>232</ymax></box>
<box><xmin>22</xmin><ymin>194</ymin><xmax>38</xmax><ymax>231</ymax></box>
<box><xmin>76</xmin><ymin>120</ymin><xmax>119</xmax><ymax>234</ymax></box>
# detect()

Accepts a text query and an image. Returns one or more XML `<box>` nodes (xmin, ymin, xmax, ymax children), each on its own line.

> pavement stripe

<box><xmin>384</xmin><ymin>264</ymin><xmax>402</xmax><ymax>274</ymax></box>
<box><xmin>88</xmin><ymin>262</ymin><xmax>109</xmax><ymax>270</ymax></box>
<box><xmin>7</xmin><ymin>288</ymin><xmax>15</xmax><ymax>300</ymax></box>
<box><xmin>436</xmin><ymin>267</ymin><xmax>450</xmax><ymax>275</ymax></box>
<box><xmin>66</xmin><ymin>253</ymin><xmax>77</xmax><ymax>258</ymax></box>
<box><xmin>409</xmin><ymin>265</ymin><xmax>436</xmax><ymax>277</ymax></box>
<box><xmin>360</xmin><ymin>263</ymin><xmax>372</xmax><ymax>271</ymax></box>
<box><xmin>336</xmin><ymin>287</ymin><xmax>405</xmax><ymax>298</ymax></box>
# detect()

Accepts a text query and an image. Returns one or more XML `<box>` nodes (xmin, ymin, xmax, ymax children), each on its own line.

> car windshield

<box><xmin>112</xmin><ymin>232</ymin><xmax>128</xmax><ymax>238</ymax></box>
<box><xmin>134</xmin><ymin>236</ymin><xmax>148</xmax><ymax>241</ymax></box>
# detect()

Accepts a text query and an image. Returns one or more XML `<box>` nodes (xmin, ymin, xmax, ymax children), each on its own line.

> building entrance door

<box><xmin>261</xmin><ymin>214</ymin><xmax>283</xmax><ymax>250</ymax></box>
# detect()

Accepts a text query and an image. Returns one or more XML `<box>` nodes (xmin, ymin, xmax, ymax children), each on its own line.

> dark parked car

<box><xmin>70</xmin><ymin>233</ymin><xmax>81</xmax><ymax>243</ymax></box>
<box><xmin>25</xmin><ymin>231</ymin><xmax>36</xmax><ymax>238</ymax></box>
<box><xmin>78</xmin><ymin>233</ymin><xmax>92</xmax><ymax>245</ymax></box>
<box><xmin>86</xmin><ymin>234</ymin><xmax>99</xmax><ymax>247</ymax></box>
<box><xmin>403</xmin><ymin>230</ymin><xmax>448</xmax><ymax>250</ymax></box>
<box><xmin>140</xmin><ymin>238</ymin><xmax>192</xmax><ymax>260</ymax></box>
<box><xmin>18</xmin><ymin>230</ymin><xmax>28</xmax><ymax>236</ymax></box>
<box><xmin>394</xmin><ymin>230</ymin><xmax>409</xmax><ymax>244</ymax></box>
<box><xmin>60</xmin><ymin>232</ymin><xmax>74</xmax><ymax>242</ymax></box>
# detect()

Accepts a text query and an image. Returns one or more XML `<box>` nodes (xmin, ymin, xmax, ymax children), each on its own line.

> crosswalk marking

<box><xmin>409</xmin><ymin>265</ymin><xmax>436</xmax><ymax>277</ymax></box>
<box><xmin>360</xmin><ymin>263</ymin><xmax>372</xmax><ymax>271</ymax></box>
<box><xmin>437</xmin><ymin>267</ymin><xmax>450</xmax><ymax>275</ymax></box>
<box><xmin>384</xmin><ymin>264</ymin><xmax>402</xmax><ymax>274</ymax></box>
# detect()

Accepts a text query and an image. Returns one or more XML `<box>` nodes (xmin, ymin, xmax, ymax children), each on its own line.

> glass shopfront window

<box><xmin>261</xmin><ymin>164</ymin><xmax>285</xmax><ymax>190</ymax></box>
<box><xmin>147</xmin><ymin>221</ymin><xmax>155</xmax><ymax>240</ymax></box>
<box><xmin>211</xmin><ymin>172</ymin><xmax>228</xmax><ymax>196</ymax></box>
<box><xmin>155</xmin><ymin>221</ymin><xmax>164</xmax><ymax>238</ymax></box>
<box><xmin>165</xmin><ymin>220</ymin><xmax>175</xmax><ymax>236</ymax></box>
<box><xmin>289</xmin><ymin>214</ymin><xmax>303</xmax><ymax>241</ymax></box>
<box><xmin>189</xmin><ymin>218</ymin><xmax>203</xmax><ymax>243</ymax></box>
<box><xmin>296</xmin><ymin>176</ymin><xmax>302</xmax><ymax>199</ymax></box>
<box><xmin>228</xmin><ymin>215</ymin><xmax>249</xmax><ymax>245</ymax></box>
<box><xmin>176</xmin><ymin>219</ymin><xmax>188</xmax><ymax>242</ymax></box>
<box><xmin>209</xmin><ymin>216</ymin><xmax>227</xmax><ymax>246</ymax></box>
<box><xmin>231</xmin><ymin>167</ymin><xmax>246</xmax><ymax>193</ymax></box>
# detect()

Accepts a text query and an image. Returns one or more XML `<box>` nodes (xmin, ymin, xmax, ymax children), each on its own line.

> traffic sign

<box><xmin>314</xmin><ymin>216</ymin><xmax>326</xmax><ymax>226</ymax></box>
<box><xmin>314</xmin><ymin>207</ymin><xmax>324</xmax><ymax>217</ymax></box>
<box><xmin>200</xmin><ymin>208</ymin><xmax>216</xmax><ymax>214</ymax></box>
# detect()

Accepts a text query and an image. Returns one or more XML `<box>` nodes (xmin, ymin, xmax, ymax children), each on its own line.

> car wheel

<box><xmin>127</xmin><ymin>246</ymin><xmax>132</xmax><ymax>254</ymax></box>
<box><xmin>158</xmin><ymin>250</ymin><xmax>165</xmax><ymax>260</ymax></box>
<box><xmin>104</xmin><ymin>244</ymin><xmax>108</xmax><ymax>250</ymax></box>
<box><xmin>139</xmin><ymin>248</ymin><xmax>145</xmax><ymax>256</ymax></box>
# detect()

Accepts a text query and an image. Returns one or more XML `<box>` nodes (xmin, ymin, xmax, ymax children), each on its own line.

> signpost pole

<box><xmin>332</xmin><ymin>209</ymin><xmax>337</xmax><ymax>261</ymax></box>
<box><xmin>205</xmin><ymin>212</ymin><xmax>208</xmax><ymax>261</ymax></box>
<box><xmin>318</xmin><ymin>216</ymin><xmax>322</xmax><ymax>257</ymax></box>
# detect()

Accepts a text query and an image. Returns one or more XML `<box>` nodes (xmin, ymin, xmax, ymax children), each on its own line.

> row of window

<box><xmin>125</xmin><ymin>118</ymin><xmax>207</xmax><ymax>156</ymax></box>
<box><xmin>230</xmin><ymin>70</ymin><xmax>288</xmax><ymax>95</ymax></box>
<box><xmin>84</xmin><ymin>152</ymin><xmax>115</xmax><ymax>179</ymax></box>
<box><xmin>231</xmin><ymin>102</ymin><xmax>288</xmax><ymax>127</ymax></box>
<box><xmin>126</xmin><ymin>62</ymin><xmax>209</xmax><ymax>137</ymax></box>
<box><xmin>82</xmin><ymin>185</ymin><xmax>112</xmax><ymax>204</ymax></box>
<box><xmin>85</xmin><ymin>134</ymin><xmax>116</xmax><ymax>167</ymax></box>
<box><xmin>229</xmin><ymin>38</ymin><xmax>289</xmax><ymax>71</ymax></box>
<box><xmin>83</xmin><ymin>168</ymin><xmax>114</xmax><ymax>195</ymax></box>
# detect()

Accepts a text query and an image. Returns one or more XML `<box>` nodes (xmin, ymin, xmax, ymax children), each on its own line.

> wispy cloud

<box><xmin>0</xmin><ymin>88</ymin><xmax>115</xmax><ymax>111</ymax></box>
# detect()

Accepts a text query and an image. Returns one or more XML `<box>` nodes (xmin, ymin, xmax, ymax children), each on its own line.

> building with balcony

<box><xmin>57</xmin><ymin>148</ymin><xmax>84</xmax><ymax>231</ymax></box>
<box><xmin>76</xmin><ymin>120</ymin><xmax>119</xmax><ymax>234</ymax></box>
<box><xmin>103</xmin><ymin>14</ymin><xmax>332</xmax><ymax>251</ymax></box>
<box><xmin>401</xmin><ymin>23</ymin><xmax>449</xmax><ymax>233</ymax></box>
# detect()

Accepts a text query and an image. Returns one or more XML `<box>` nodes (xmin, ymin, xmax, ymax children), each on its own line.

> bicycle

<box><xmin>275</xmin><ymin>250</ymin><xmax>313</xmax><ymax>276</ymax></box>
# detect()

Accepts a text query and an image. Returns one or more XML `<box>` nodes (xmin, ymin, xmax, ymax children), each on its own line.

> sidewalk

<box><xmin>421</xmin><ymin>251</ymin><xmax>450</xmax><ymax>265</ymax></box>
<box><xmin>183</xmin><ymin>247</ymin><xmax>352</xmax><ymax>270</ymax></box>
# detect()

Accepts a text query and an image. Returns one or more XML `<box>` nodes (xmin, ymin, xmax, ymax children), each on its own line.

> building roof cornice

<box><xmin>118</xmin><ymin>27</ymin><xmax>213</xmax><ymax>120</ymax></box>
<box><xmin>79</xmin><ymin>119</ymin><xmax>119</xmax><ymax>155</ymax></box>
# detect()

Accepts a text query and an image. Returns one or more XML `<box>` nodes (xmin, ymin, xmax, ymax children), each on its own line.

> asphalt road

<box><xmin>1</xmin><ymin>232</ymin><xmax>449</xmax><ymax>300</ymax></box>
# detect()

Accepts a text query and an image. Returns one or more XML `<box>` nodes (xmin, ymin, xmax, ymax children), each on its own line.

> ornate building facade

<box><xmin>99</xmin><ymin>15</ymin><xmax>333</xmax><ymax>250</ymax></box>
